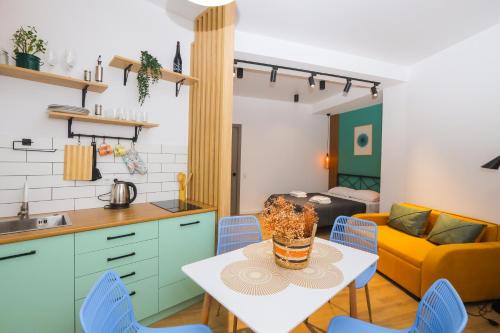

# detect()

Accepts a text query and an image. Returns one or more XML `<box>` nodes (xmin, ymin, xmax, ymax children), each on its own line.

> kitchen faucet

<box><xmin>17</xmin><ymin>181</ymin><xmax>29</xmax><ymax>219</ymax></box>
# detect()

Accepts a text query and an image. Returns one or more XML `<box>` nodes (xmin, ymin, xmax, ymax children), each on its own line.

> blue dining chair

<box><xmin>217</xmin><ymin>215</ymin><xmax>262</xmax><ymax>255</ymax></box>
<box><xmin>80</xmin><ymin>271</ymin><xmax>212</xmax><ymax>333</ymax></box>
<box><xmin>330</xmin><ymin>216</ymin><xmax>378</xmax><ymax>322</ymax></box>
<box><xmin>215</xmin><ymin>215</ymin><xmax>263</xmax><ymax>331</ymax></box>
<box><xmin>327</xmin><ymin>278</ymin><xmax>468</xmax><ymax>333</ymax></box>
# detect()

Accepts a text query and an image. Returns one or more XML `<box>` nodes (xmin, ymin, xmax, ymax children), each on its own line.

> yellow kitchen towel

<box><xmin>64</xmin><ymin>145</ymin><xmax>93</xmax><ymax>180</ymax></box>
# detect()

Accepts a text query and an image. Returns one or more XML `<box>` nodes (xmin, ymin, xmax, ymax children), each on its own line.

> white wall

<box><xmin>233</xmin><ymin>96</ymin><xmax>328</xmax><ymax>214</ymax></box>
<box><xmin>381</xmin><ymin>24</ymin><xmax>500</xmax><ymax>223</ymax></box>
<box><xmin>0</xmin><ymin>0</ymin><xmax>193</xmax><ymax>216</ymax></box>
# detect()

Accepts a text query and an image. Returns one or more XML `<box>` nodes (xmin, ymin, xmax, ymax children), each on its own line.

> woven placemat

<box><xmin>243</xmin><ymin>240</ymin><xmax>343</xmax><ymax>264</ymax></box>
<box><xmin>278</xmin><ymin>262</ymin><xmax>344</xmax><ymax>289</ymax></box>
<box><xmin>220</xmin><ymin>259</ymin><xmax>290</xmax><ymax>296</ymax></box>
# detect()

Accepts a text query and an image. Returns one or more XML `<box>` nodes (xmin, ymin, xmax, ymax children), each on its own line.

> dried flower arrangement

<box><xmin>262</xmin><ymin>196</ymin><xmax>318</xmax><ymax>241</ymax></box>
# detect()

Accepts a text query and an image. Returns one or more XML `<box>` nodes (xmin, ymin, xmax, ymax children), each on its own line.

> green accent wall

<box><xmin>338</xmin><ymin>104</ymin><xmax>382</xmax><ymax>177</ymax></box>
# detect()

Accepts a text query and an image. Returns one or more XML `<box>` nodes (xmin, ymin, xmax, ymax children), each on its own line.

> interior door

<box><xmin>231</xmin><ymin>124</ymin><xmax>242</xmax><ymax>215</ymax></box>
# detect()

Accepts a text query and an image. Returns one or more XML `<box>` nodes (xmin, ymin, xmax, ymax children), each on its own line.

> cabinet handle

<box><xmin>129</xmin><ymin>291</ymin><xmax>136</xmax><ymax>297</ymax></box>
<box><xmin>120</xmin><ymin>271</ymin><xmax>136</xmax><ymax>279</ymax></box>
<box><xmin>0</xmin><ymin>250</ymin><xmax>36</xmax><ymax>261</ymax></box>
<box><xmin>107</xmin><ymin>252</ymin><xmax>136</xmax><ymax>262</ymax></box>
<box><xmin>180</xmin><ymin>221</ymin><xmax>200</xmax><ymax>227</ymax></box>
<box><xmin>107</xmin><ymin>232</ymin><xmax>136</xmax><ymax>240</ymax></box>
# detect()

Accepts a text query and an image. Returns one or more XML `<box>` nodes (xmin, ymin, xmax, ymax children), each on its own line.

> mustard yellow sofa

<box><xmin>354</xmin><ymin>203</ymin><xmax>500</xmax><ymax>302</ymax></box>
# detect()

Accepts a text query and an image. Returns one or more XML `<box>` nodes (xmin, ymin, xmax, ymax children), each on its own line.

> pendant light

<box><xmin>188</xmin><ymin>0</ymin><xmax>235</xmax><ymax>6</ymax></box>
<box><xmin>324</xmin><ymin>113</ymin><xmax>331</xmax><ymax>169</ymax></box>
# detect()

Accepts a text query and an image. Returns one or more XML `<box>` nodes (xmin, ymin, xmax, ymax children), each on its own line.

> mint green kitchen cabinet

<box><xmin>0</xmin><ymin>234</ymin><xmax>75</xmax><ymax>333</ymax></box>
<box><xmin>158</xmin><ymin>212</ymin><xmax>215</xmax><ymax>311</ymax></box>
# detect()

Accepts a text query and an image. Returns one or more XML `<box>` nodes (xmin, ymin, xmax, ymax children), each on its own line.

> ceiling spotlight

<box><xmin>270</xmin><ymin>67</ymin><xmax>278</xmax><ymax>83</ymax></box>
<box><xmin>343</xmin><ymin>78</ymin><xmax>352</xmax><ymax>96</ymax></box>
<box><xmin>294</xmin><ymin>94</ymin><xmax>299</xmax><ymax>103</ymax></box>
<box><xmin>319</xmin><ymin>80</ymin><xmax>326</xmax><ymax>91</ymax></box>
<box><xmin>236</xmin><ymin>67</ymin><xmax>244</xmax><ymax>79</ymax></box>
<box><xmin>308</xmin><ymin>74</ymin><xmax>316</xmax><ymax>88</ymax></box>
<box><xmin>371</xmin><ymin>83</ymin><xmax>379</xmax><ymax>98</ymax></box>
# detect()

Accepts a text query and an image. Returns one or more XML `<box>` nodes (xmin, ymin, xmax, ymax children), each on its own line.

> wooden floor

<box><xmin>152</xmin><ymin>225</ymin><xmax>500</xmax><ymax>333</ymax></box>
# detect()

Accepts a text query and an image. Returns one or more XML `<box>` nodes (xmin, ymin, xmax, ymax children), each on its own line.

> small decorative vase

<box><xmin>15</xmin><ymin>53</ymin><xmax>41</xmax><ymax>71</ymax></box>
<box><xmin>272</xmin><ymin>236</ymin><xmax>313</xmax><ymax>270</ymax></box>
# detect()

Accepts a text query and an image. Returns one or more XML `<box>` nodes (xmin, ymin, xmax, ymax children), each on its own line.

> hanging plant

<box><xmin>137</xmin><ymin>51</ymin><xmax>162</xmax><ymax>106</ymax></box>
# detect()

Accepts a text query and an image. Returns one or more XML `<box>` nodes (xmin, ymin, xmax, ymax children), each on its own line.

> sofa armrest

<box><xmin>352</xmin><ymin>213</ymin><xmax>390</xmax><ymax>226</ymax></box>
<box><xmin>421</xmin><ymin>242</ymin><xmax>500</xmax><ymax>302</ymax></box>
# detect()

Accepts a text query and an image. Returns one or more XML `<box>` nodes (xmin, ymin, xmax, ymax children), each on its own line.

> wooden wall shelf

<box><xmin>48</xmin><ymin>111</ymin><xmax>159</xmax><ymax>128</ymax></box>
<box><xmin>109</xmin><ymin>55</ymin><xmax>199</xmax><ymax>86</ymax></box>
<box><xmin>0</xmin><ymin>64</ymin><xmax>108</xmax><ymax>93</ymax></box>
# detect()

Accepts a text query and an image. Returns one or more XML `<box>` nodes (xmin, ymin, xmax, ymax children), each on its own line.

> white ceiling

<box><xmin>235</xmin><ymin>0</ymin><xmax>500</xmax><ymax>65</ymax></box>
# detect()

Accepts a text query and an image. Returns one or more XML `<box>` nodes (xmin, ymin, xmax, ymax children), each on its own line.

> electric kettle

<box><xmin>106</xmin><ymin>178</ymin><xmax>137</xmax><ymax>209</ymax></box>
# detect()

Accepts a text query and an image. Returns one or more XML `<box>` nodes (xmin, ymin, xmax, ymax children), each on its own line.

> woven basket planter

<box><xmin>272</xmin><ymin>236</ymin><xmax>313</xmax><ymax>270</ymax></box>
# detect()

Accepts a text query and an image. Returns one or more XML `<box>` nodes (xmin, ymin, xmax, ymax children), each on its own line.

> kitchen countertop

<box><xmin>0</xmin><ymin>202</ymin><xmax>216</xmax><ymax>245</ymax></box>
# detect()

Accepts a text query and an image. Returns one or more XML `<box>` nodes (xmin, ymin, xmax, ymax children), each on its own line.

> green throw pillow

<box><xmin>388</xmin><ymin>204</ymin><xmax>431</xmax><ymax>237</ymax></box>
<box><xmin>427</xmin><ymin>214</ymin><xmax>486</xmax><ymax>245</ymax></box>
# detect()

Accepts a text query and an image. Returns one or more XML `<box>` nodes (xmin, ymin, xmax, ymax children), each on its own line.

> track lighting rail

<box><xmin>234</xmin><ymin>59</ymin><xmax>380</xmax><ymax>86</ymax></box>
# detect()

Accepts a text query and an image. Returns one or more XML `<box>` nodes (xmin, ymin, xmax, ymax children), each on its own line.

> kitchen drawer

<box><xmin>75</xmin><ymin>221</ymin><xmax>158</xmax><ymax>254</ymax></box>
<box><xmin>75</xmin><ymin>238</ymin><xmax>158</xmax><ymax>277</ymax></box>
<box><xmin>75</xmin><ymin>275</ymin><xmax>159</xmax><ymax>333</ymax></box>
<box><xmin>75</xmin><ymin>257</ymin><xmax>158</xmax><ymax>300</ymax></box>
<box><xmin>159</xmin><ymin>278</ymin><xmax>204</xmax><ymax>312</ymax></box>
<box><xmin>159</xmin><ymin>212</ymin><xmax>215</xmax><ymax>287</ymax></box>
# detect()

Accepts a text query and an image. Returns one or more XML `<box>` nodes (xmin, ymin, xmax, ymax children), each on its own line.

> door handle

<box><xmin>0</xmin><ymin>250</ymin><xmax>36</xmax><ymax>261</ymax></box>
<box><xmin>107</xmin><ymin>252</ymin><xmax>136</xmax><ymax>262</ymax></box>
<box><xmin>232</xmin><ymin>172</ymin><xmax>237</xmax><ymax>176</ymax></box>
<box><xmin>129</xmin><ymin>291</ymin><xmax>136</xmax><ymax>297</ymax></box>
<box><xmin>180</xmin><ymin>221</ymin><xmax>200</xmax><ymax>227</ymax></box>
<box><xmin>107</xmin><ymin>232</ymin><xmax>136</xmax><ymax>240</ymax></box>
<box><xmin>120</xmin><ymin>271</ymin><xmax>136</xmax><ymax>279</ymax></box>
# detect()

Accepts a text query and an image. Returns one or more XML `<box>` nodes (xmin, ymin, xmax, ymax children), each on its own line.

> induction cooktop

<box><xmin>151</xmin><ymin>200</ymin><xmax>202</xmax><ymax>213</ymax></box>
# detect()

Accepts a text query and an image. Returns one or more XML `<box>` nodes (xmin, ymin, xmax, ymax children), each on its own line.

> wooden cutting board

<box><xmin>64</xmin><ymin>145</ymin><xmax>93</xmax><ymax>180</ymax></box>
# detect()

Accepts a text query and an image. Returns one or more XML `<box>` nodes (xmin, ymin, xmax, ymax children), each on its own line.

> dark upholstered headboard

<box><xmin>337</xmin><ymin>173</ymin><xmax>380</xmax><ymax>192</ymax></box>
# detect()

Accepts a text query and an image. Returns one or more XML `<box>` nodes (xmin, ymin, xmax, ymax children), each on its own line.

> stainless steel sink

<box><xmin>0</xmin><ymin>214</ymin><xmax>72</xmax><ymax>235</ymax></box>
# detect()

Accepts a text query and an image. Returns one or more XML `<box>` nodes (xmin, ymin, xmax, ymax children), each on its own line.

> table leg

<box><xmin>349</xmin><ymin>281</ymin><xmax>358</xmax><ymax>318</ymax></box>
<box><xmin>227</xmin><ymin>312</ymin><xmax>238</xmax><ymax>332</ymax></box>
<box><xmin>201</xmin><ymin>293</ymin><xmax>212</xmax><ymax>325</ymax></box>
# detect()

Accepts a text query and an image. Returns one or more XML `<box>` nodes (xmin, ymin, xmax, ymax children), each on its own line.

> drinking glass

<box><xmin>64</xmin><ymin>49</ymin><xmax>76</xmax><ymax>71</ymax></box>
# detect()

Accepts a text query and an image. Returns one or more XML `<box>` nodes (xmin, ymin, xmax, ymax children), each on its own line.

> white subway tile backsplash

<box><xmin>162</xmin><ymin>163</ymin><xmax>187</xmax><ymax>173</ymax></box>
<box><xmin>0</xmin><ymin>176</ymin><xmax>26</xmax><ymax>189</ymax></box>
<box><xmin>162</xmin><ymin>182</ymin><xmax>179</xmax><ymax>191</ymax></box>
<box><xmin>148</xmin><ymin>173</ymin><xmax>175</xmax><ymax>183</ymax></box>
<box><xmin>0</xmin><ymin>136</ymin><xmax>184</xmax><ymax>217</ymax></box>
<box><xmin>147</xmin><ymin>163</ymin><xmax>161</xmax><ymax>173</ymax></box>
<box><xmin>28</xmin><ymin>175</ymin><xmax>74</xmax><ymax>188</ymax></box>
<box><xmin>0</xmin><ymin>162</ymin><xmax>52</xmax><ymax>176</ymax></box>
<box><xmin>148</xmin><ymin>154</ymin><xmax>175</xmax><ymax>164</ymax></box>
<box><xmin>0</xmin><ymin>188</ymin><xmax>51</xmax><ymax>204</ymax></box>
<box><xmin>162</xmin><ymin>145</ymin><xmax>187</xmax><ymax>154</ymax></box>
<box><xmin>27</xmin><ymin>150</ymin><xmax>65</xmax><ymax>162</ymax></box>
<box><xmin>0</xmin><ymin>148</ymin><xmax>26</xmax><ymax>162</ymax></box>
<box><xmin>53</xmin><ymin>186</ymin><xmax>95</xmax><ymax>200</ymax></box>
<box><xmin>175</xmin><ymin>154</ymin><xmax>188</xmax><ymax>163</ymax></box>
<box><xmin>147</xmin><ymin>191</ymin><xmax>175</xmax><ymax>202</ymax></box>
<box><xmin>0</xmin><ymin>202</ymin><xmax>21</xmax><ymax>217</ymax></box>
<box><xmin>30</xmin><ymin>199</ymin><xmax>74</xmax><ymax>215</ymax></box>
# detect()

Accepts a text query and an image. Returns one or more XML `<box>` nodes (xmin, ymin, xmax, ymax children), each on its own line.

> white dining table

<box><xmin>182</xmin><ymin>237</ymin><xmax>379</xmax><ymax>333</ymax></box>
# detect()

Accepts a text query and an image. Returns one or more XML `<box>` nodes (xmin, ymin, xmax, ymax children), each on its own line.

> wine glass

<box><xmin>64</xmin><ymin>49</ymin><xmax>76</xmax><ymax>71</ymax></box>
<box><xmin>45</xmin><ymin>49</ymin><xmax>57</xmax><ymax>70</ymax></box>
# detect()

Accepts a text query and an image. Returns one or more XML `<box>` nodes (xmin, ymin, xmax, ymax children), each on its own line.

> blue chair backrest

<box><xmin>330</xmin><ymin>216</ymin><xmax>378</xmax><ymax>255</ymax></box>
<box><xmin>217</xmin><ymin>215</ymin><xmax>262</xmax><ymax>255</ymax></box>
<box><xmin>412</xmin><ymin>279</ymin><xmax>468</xmax><ymax>333</ymax></box>
<box><xmin>80</xmin><ymin>271</ymin><xmax>137</xmax><ymax>333</ymax></box>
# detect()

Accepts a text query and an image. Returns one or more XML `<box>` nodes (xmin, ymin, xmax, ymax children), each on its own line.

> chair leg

<box><xmin>365</xmin><ymin>284</ymin><xmax>373</xmax><ymax>323</ymax></box>
<box><xmin>233</xmin><ymin>315</ymin><xmax>238</xmax><ymax>333</ymax></box>
<box><xmin>201</xmin><ymin>293</ymin><xmax>212</xmax><ymax>325</ymax></box>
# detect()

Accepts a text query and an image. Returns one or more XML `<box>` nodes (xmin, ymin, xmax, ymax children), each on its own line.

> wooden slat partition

<box><xmin>188</xmin><ymin>3</ymin><xmax>236</xmax><ymax>218</ymax></box>
<box><xmin>328</xmin><ymin>114</ymin><xmax>340</xmax><ymax>188</ymax></box>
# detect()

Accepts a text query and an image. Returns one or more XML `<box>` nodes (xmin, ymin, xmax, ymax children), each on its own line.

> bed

<box><xmin>264</xmin><ymin>173</ymin><xmax>381</xmax><ymax>227</ymax></box>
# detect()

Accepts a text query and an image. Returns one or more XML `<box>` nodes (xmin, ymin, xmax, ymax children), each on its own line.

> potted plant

<box><xmin>12</xmin><ymin>26</ymin><xmax>47</xmax><ymax>71</ymax></box>
<box><xmin>262</xmin><ymin>196</ymin><xmax>318</xmax><ymax>269</ymax></box>
<box><xmin>137</xmin><ymin>50</ymin><xmax>162</xmax><ymax>106</ymax></box>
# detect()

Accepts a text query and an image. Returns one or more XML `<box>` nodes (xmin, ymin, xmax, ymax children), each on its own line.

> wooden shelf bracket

<box><xmin>67</xmin><ymin>117</ymin><xmax>143</xmax><ymax>142</ymax></box>
<box><xmin>123</xmin><ymin>64</ymin><xmax>133</xmax><ymax>86</ymax></box>
<box><xmin>175</xmin><ymin>78</ymin><xmax>185</xmax><ymax>97</ymax></box>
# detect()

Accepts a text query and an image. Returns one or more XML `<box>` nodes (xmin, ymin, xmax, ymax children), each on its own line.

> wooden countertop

<box><xmin>0</xmin><ymin>202</ymin><xmax>216</xmax><ymax>245</ymax></box>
